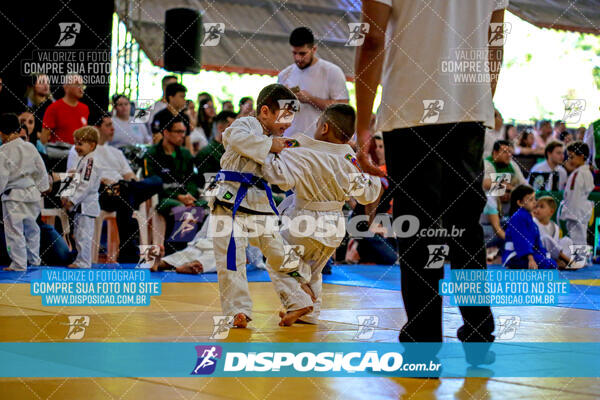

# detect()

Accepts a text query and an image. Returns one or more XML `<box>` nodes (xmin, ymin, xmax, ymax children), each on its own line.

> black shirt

<box><xmin>151</xmin><ymin>108</ymin><xmax>191</xmax><ymax>136</ymax></box>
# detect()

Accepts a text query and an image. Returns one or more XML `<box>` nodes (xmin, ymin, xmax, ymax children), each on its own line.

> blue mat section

<box><xmin>2</xmin><ymin>263</ymin><xmax>599</xmax><ymax>310</ymax></box>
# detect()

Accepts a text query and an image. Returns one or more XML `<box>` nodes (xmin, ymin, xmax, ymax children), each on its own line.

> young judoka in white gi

<box><xmin>0</xmin><ymin>113</ymin><xmax>50</xmax><ymax>271</ymax></box>
<box><xmin>534</xmin><ymin>196</ymin><xmax>585</xmax><ymax>269</ymax></box>
<box><xmin>262</xmin><ymin>104</ymin><xmax>383</xmax><ymax>326</ymax></box>
<box><xmin>559</xmin><ymin>141</ymin><xmax>594</xmax><ymax>247</ymax></box>
<box><xmin>209</xmin><ymin>84</ymin><xmax>304</xmax><ymax>328</ymax></box>
<box><xmin>61</xmin><ymin>126</ymin><xmax>101</xmax><ymax>269</ymax></box>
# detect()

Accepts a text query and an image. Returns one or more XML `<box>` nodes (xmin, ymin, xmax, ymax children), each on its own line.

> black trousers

<box><xmin>383</xmin><ymin>122</ymin><xmax>495</xmax><ymax>345</ymax></box>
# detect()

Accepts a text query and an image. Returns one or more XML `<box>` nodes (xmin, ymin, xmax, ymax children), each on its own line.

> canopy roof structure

<box><xmin>116</xmin><ymin>0</ymin><xmax>600</xmax><ymax>78</ymax></box>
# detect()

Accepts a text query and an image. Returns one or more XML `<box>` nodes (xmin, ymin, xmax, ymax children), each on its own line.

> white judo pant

<box><xmin>268</xmin><ymin>229</ymin><xmax>335</xmax><ymax>323</ymax></box>
<box><xmin>540</xmin><ymin>235</ymin><xmax>573</xmax><ymax>260</ymax></box>
<box><xmin>565</xmin><ymin>219</ymin><xmax>588</xmax><ymax>246</ymax></box>
<box><xmin>211</xmin><ymin>205</ymin><xmax>286</xmax><ymax>319</ymax></box>
<box><xmin>2</xmin><ymin>200</ymin><xmax>41</xmax><ymax>270</ymax></box>
<box><xmin>72</xmin><ymin>213</ymin><xmax>94</xmax><ymax>268</ymax></box>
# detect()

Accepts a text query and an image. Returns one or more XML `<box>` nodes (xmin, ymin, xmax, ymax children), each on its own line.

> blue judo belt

<box><xmin>214</xmin><ymin>170</ymin><xmax>279</xmax><ymax>271</ymax></box>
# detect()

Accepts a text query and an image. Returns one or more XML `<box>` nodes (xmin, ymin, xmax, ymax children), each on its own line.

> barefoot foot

<box><xmin>279</xmin><ymin>306</ymin><xmax>313</xmax><ymax>326</ymax></box>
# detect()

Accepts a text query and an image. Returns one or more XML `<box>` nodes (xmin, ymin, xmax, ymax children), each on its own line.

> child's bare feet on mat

<box><xmin>233</xmin><ymin>313</ymin><xmax>250</xmax><ymax>328</ymax></box>
<box><xmin>279</xmin><ymin>306</ymin><xmax>313</xmax><ymax>326</ymax></box>
<box><xmin>175</xmin><ymin>261</ymin><xmax>203</xmax><ymax>274</ymax></box>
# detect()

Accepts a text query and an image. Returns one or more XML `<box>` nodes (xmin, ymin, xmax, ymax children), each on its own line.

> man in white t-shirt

<box><xmin>67</xmin><ymin>114</ymin><xmax>163</xmax><ymax>263</ymax></box>
<box><xmin>355</xmin><ymin>0</ymin><xmax>508</xmax><ymax>365</ymax></box>
<box><xmin>278</xmin><ymin>27</ymin><xmax>349</xmax><ymax>138</ymax></box>
<box><xmin>529</xmin><ymin>140</ymin><xmax>567</xmax><ymax>191</ymax></box>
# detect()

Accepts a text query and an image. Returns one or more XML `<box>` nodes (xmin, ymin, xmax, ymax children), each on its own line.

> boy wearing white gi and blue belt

<box><xmin>262</xmin><ymin>104</ymin><xmax>383</xmax><ymax>325</ymax></box>
<box><xmin>61</xmin><ymin>126</ymin><xmax>101</xmax><ymax>269</ymax></box>
<box><xmin>209</xmin><ymin>84</ymin><xmax>305</xmax><ymax>328</ymax></box>
<box><xmin>0</xmin><ymin>113</ymin><xmax>50</xmax><ymax>271</ymax></box>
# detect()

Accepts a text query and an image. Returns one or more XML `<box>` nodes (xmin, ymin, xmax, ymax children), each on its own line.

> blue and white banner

<box><xmin>0</xmin><ymin>342</ymin><xmax>598</xmax><ymax>377</ymax></box>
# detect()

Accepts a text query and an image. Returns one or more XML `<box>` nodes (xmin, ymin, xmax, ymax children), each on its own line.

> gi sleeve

<box><xmin>261</xmin><ymin>151</ymin><xmax>298</xmax><ymax>192</ymax></box>
<box><xmin>222</xmin><ymin>119</ymin><xmax>272</xmax><ymax>164</ymax></box>
<box><xmin>32</xmin><ymin>150</ymin><xmax>50</xmax><ymax>193</ymax></box>
<box><xmin>354</xmin><ymin>174</ymin><xmax>383</xmax><ymax>205</ymax></box>
<box><xmin>509</xmin><ymin>212</ymin><xmax>534</xmax><ymax>257</ymax></box>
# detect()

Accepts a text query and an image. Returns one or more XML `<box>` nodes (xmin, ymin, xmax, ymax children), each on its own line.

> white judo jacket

<box><xmin>0</xmin><ymin>138</ymin><xmax>49</xmax><ymax>203</ymax></box>
<box><xmin>262</xmin><ymin>134</ymin><xmax>382</xmax><ymax>248</ymax></box>
<box><xmin>211</xmin><ymin>116</ymin><xmax>275</xmax><ymax>214</ymax></box>
<box><xmin>66</xmin><ymin>150</ymin><xmax>101</xmax><ymax>217</ymax></box>
<box><xmin>560</xmin><ymin>164</ymin><xmax>594</xmax><ymax>223</ymax></box>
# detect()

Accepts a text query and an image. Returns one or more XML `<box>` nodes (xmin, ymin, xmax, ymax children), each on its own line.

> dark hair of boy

<box><xmin>165</xmin><ymin>83</ymin><xmax>187</xmax><ymax>102</ymax></box>
<box><xmin>320</xmin><ymin>103</ymin><xmax>356</xmax><ymax>143</ymax></box>
<box><xmin>0</xmin><ymin>113</ymin><xmax>21</xmax><ymax>135</ymax></box>
<box><xmin>509</xmin><ymin>184</ymin><xmax>535</xmax><ymax>216</ymax></box>
<box><xmin>566</xmin><ymin>141</ymin><xmax>590</xmax><ymax>159</ymax></box>
<box><xmin>289</xmin><ymin>27</ymin><xmax>314</xmax><ymax>47</ymax></box>
<box><xmin>214</xmin><ymin>110</ymin><xmax>237</xmax><ymax>125</ymax></box>
<box><xmin>256</xmin><ymin>84</ymin><xmax>297</xmax><ymax>114</ymax></box>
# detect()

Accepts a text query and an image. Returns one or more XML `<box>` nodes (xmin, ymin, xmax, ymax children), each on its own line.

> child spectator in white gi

<box><xmin>61</xmin><ymin>126</ymin><xmax>101</xmax><ymax>269</ymax></box>
<box><xmin>209</xmin><ymin>84</ymin><xmax>301</xmax><ymax>328</ymax></box>
<box><xmin>0</xmin><ymin>113</ymin><xmax>49</xmax><ymax>271</ymax></box>
<box><xmin>534</xmin><ymin>196</ymin><xmax>584</xmax><ymax>269</ymax></box>
<box><xmin>262</xmin><ymin>104</ymin><xmax>382</xmax><ymax>325</ymax></box>
<box><xmin>559</xmin><ymin>141</ymin><xmax>594</xmax><ymax>247</ymax></box>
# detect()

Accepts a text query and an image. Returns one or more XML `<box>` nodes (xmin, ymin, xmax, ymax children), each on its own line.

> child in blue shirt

<box><xmin>502</xmin><ymin>184</ymin><xmax>557</xmax><ymax>269</ymax></box>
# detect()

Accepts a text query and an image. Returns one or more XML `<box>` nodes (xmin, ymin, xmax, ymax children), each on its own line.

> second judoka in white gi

<box><xmin>262</xmin><ymin>104</ymin><xmax>382</xmax><ymax>325</ymax></box>
<box><xmin>61</xmin><ymin>126</ymin><xmax>101</xmax><ymax>269</ymax></box>
<box><xmin>0</xmin><ymin>114</ymin><xmax>50</xmax><ymax>271</ymax></box>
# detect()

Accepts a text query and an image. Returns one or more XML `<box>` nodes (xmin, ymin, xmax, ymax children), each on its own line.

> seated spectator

<box><xmin>533</xmin><ymin>119</ymin><xmax>553</xmax><ymax>151</ymax></box>
<box><xmin>481</xmin><ymin>191</ymin><xmax>510</xmax><ymax>261</ymax></box>
<box><xmin>17</xmin><ymin>109</ymin><xmax>46</xmax><ymax>155</ymax></box>
<box><xmin>505</xmin><ymin>123</ymin><xmax>518</xmax><ymax>145</ymax></box>
<box><xmin>515</xmin><ymin>129</ymin><xmax>543</xmax><ymax>156</ymax></box>
<box><xmin>221</xmin><ymin>100</ymin><xmax>234</xmax><ymax>112</ymax></box>
<box><xmin>237</xmin><ymin>96</ymin><xmax>254</xmax><ymax>118</ymax></box>
<box><xmin>194</xmin><ymin>110</ymin><xmax>237</xmax><ymax>176</ymax></box>
<box><xmin>483</xmin><ymin>140</ymin><xmax>526</xmax><ymax>192</ymax></box>
<box><xmin>483</xmin><ymin>108</ymin><xmax>504</xmax><ymax>157</ymax></box>
<box><xmin>529</xmin><ymin>140</ymin><xmax>567</xmax><ymax>191</ymax></box>
<box><xmin>533</xmin><ymin>196</ymin><xmax>583</xmax><ymax>269</ymax></box>
<box><xmin>24</xmin><ymin>74</ymin><xmax>53</xmax><ymax>135</ymax></box>
<box><xmin>67</xmin><ymin>114</ymin><xmax>163</xmax><ymax>263</ymax></box>
<box><xmin>502</xmin><ymin>185</ymin><xmax>557</xmax><ymax>269</ymax></box>
<box><xmin>41</xmin><ymin>74</ymin><xmax>88</xmax><ymax>145</ymax></box>
<box><xmin>187</xmin><ymin>99</ymin><xmax>209</xmax><ymax>154</ymax></box>
<box><xmin>111</xmin><ymin>94</ymin><xmax>151</xmax><ymax>146</ymax></box>
<box><xmin>144</xmin><ymin>117</ymin><xmax>201</xmax><ymax>255</ymax></box>
<box><xmin>146</xmin><ymin>75</ymin><xmax>177</xmax><ymax>133</ymax></box>
<box><xmin>197</xmin><ymin>97</ymin><xmax>216</xmax><ymax>140</ymax></box>
<box><xmin>558</xmin><ymin>130</ymin><xmax>573</xmax><ymax>145</ymax></box>
<box><xmin>552</xmin><ymin>120</ymin><xmax>566</xmax><ymax>140</ymax></box>
<box><xmin>151</xmin><ymin>82</ymin><xmax>192</xmax><ymax>151</ymax></box>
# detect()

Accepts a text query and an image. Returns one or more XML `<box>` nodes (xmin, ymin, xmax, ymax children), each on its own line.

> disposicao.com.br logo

<box><xmin>191</xmin><ymin>347</ymin><xmax>440</xmax><ymax>376</ymax></box>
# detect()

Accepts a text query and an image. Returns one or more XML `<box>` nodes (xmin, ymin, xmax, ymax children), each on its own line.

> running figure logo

<box><xmin>569</xmin><ymin>245</ymin><xmax>591</xmax><ymax>268</ymax></box>
<box><xmin>563</xmin><ymin>99</ymin><xmax>586</xmax><ymax>124</ymax></box>
<box><xmin>170</xmin><ymin>209</ymin><xmax>199</xmax><ymax>240</ymax></box>
<box><xmin>64</xmin><ymin>315</ymin><xmax>90</xmax><ymax>339</ymax></box>
<box><xmin>488</xmin><ymin>22</ymin><xmax>512</xmax><ymax>46</ymax></box>
<box><xmin>420</xmin><ymin>100</ymin><xmax>444</xmax><ymax>124</ymax></box>
<box><xmin>497</xmin><ymin>315</ymin><xmax>520</xmax><ymax>340</ymax></box>
<box><xmin>276</xmin><ymin>99</ymin><xmax>300</xmax><ymax>124</ymax></box>
<box><xmin>191</xmin><ymin>345</ymin><xmax>222</xmax><ymax>375</ymax></box>
<box><xmin>210</xmin><ymin>316</ymin><xmax>234</xmax><ymax>339</ymax></box>
<box><xmin>133</xmin><ymin>99</ymin><xmax>155</xmax><ymax>123</ymax></box>
<box><xmin>56</xmin><ymin>23</ymin><xmax>81</xmax><ymax>47</ymax></box>
<box><xmin>202</xmin><ymin>23</ymin><xmax>225</xmax><ymax>47</ymax></box>
<box><xmin>346</xmin><ymin>23</ymin><xmax>370</xmax><ymax>46</ymax></box>
<box><xmin>354</xmin><ymin>315</ymin><xmax>379</xmax><ymax>340</ymax></box>
<box><xmin>488</xmin><ymin>173</ymin><xmax>512</xmax><ymax>196</ymax></box>
<box><xmin>425</xmin><ymin>244</ymin><xmax>449</xmax><ymax>269</ymax></box>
